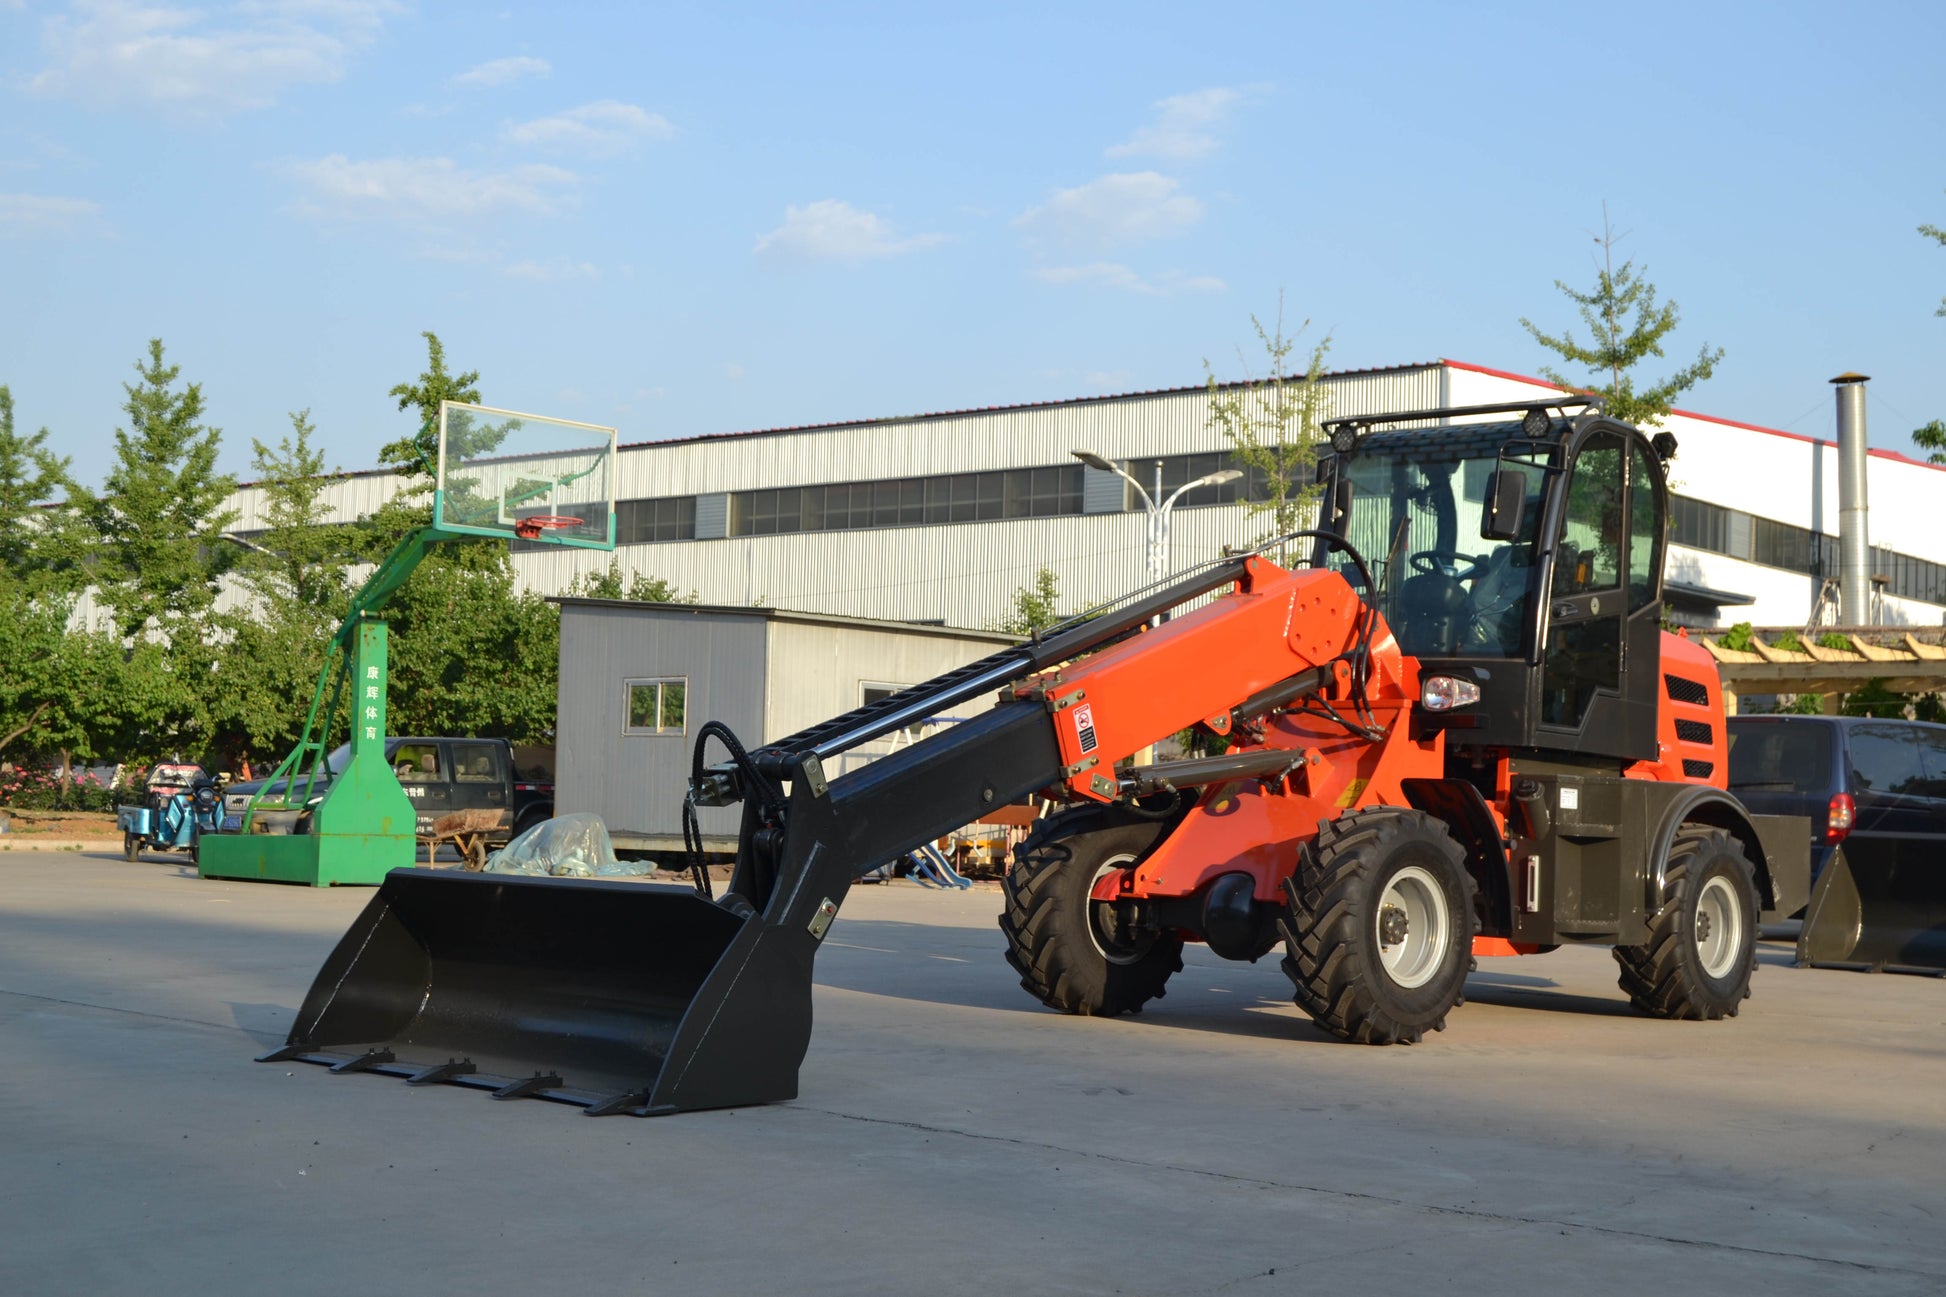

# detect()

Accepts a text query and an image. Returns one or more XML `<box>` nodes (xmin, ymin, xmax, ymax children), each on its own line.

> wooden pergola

<box><xmin>1698</xmin><ymin>627</ymin><xmax>1946</xmax><ymax>713</ymax></box>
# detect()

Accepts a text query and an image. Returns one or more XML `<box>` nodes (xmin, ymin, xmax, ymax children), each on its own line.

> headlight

<box><xmin>1421</xmin><ymin>675</ymin><xmax>1481</xmax><ymax>712</ymax></box>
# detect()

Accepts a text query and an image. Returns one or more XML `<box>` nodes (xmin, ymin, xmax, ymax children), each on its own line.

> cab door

<box><xmin>1536</xmin><ymin>428</ymin><xmax>1661</xmax><ymax>762</ymax></box>
<box><xmin>449</xmin><ymin>739</ymin><xmax>511</xmax><ymax>833</ymax></box>
<box><xmin>391</xmin><ymin>740</ymin><xmax>452</xmax><ymax>834</ymax></box>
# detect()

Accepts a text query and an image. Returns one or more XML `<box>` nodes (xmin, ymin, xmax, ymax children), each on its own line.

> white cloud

<box><xmin>29</xmin><ymin>0</ymin><xmax>397</xmax><ymax>118</ymax></box>
<box><xmin>283</xmin><ymin>154</ymin><xmax>579</xmax><ymax>225</ymax></box>
<box><xmin>0</xmin><ymin>191</ymin><xmax>106</xmax><ymax>236</ymax></box>
<box><xmin>1106</xmin><ymin>87</ymin><xmax>1246</xmax><ymax>161</ymax></box>
<box><xmin>753</xmin><ymin>199</ymin><xmax>946</xmax><ymax>263</ymax></box>
<box><xmin>1014</xmin><ymin>172</ymin><xmax>1201</xmax><ymax>250</ymax></box>
<box><xmin>504</xmin><ymin>257</ymin><xmax>599</xmax><ymax>282</ymax></box>
<box><xmin>450</xmin><ymin>55</ymin><xmax>551</xmax><ymax>88</ymax></box>
<box><xmin>506</xmin><ymin>100</ymin><xmax>673</xmax><ymax>156</ymax></box>
<box><xmin>1035</xmin><ymin>262</ymin><xmax>1226</xmax><ymax>296</ymax></box>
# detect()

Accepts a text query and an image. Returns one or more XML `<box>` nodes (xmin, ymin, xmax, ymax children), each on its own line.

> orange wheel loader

<box><xmin>264</xmin><ymin>400</ymin><xmax>1809</xmax><ymax>1114</ymax></box>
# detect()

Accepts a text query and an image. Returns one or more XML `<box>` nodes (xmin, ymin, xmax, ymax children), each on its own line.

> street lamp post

<box><xmin>1073</xmin><ymin>451</ymin><xmax>1241</xmax><ymax>584</ymax></box>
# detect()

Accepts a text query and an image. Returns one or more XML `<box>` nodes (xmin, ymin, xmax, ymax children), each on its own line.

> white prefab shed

<box><xmin>554</xmin><ymin>597</ymin><xmax>1016</xmax><ymax>852</ymax></box>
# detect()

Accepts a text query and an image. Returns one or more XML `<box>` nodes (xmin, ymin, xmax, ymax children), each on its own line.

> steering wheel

<box><xmin>1408</xmin><ymin>550</ymin><xmax>1485</xmax><ymax>582</ymax></box>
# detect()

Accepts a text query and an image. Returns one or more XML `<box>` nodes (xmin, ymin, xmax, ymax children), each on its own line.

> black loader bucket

<box><xmin>261</xmin><ymin>870</ymin><xmax>823</xmax><ymax>1115</ymax></box>
<box><xmin>1797</xmin><ymin>840</ymin><xmax>1946</xmax><ymax>976</ymax></box>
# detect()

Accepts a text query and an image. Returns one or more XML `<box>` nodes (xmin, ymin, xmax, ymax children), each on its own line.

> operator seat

<box><xmin>1398</xmin><ymin>567</ymin><xmax>1468</xmax><ymax>655</ymax></box>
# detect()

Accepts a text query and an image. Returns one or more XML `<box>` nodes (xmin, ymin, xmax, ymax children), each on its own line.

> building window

<box><xmin>616</xmin><ymin>495</ymin><xmax>696</xmax><ymax>544</ymax></box>
<box><xmin>728</xmin><ymin>465</ymin><xmax>1084</xmax><ymax>537</ymax></box>
<box><xmin>623</xmin><ymin>678</ymin><xmax>687</xmax><ymax>735</ymax></box>
<box><xmin>1751</xmin><ymin>516</ymin><xmax>1820</xmax><ymax>575</ymax></box>
<box><xmin>1668</xmin><ymin>494</ymin><xmax>1731</xmax><ymax>554</ymax></box>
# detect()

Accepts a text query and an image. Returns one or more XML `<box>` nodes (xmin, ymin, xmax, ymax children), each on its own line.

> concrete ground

<box><xmin>2</xmin><ymin>849</ymin><xmax>1941</xmax><ymax>1297</ymax></box>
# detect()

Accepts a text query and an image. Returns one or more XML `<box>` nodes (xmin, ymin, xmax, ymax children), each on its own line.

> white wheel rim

<box><xmin>1695</xmin><ymin>874</ymin><xmax>1743</xmax><ymax>979</ymax></box>
<box><xmin>1087</xmin><ymin>855</ymin><xmax>1149</xmax><ymax>965</ymax></box>
<box><xmin>1376</xmin><ymin>864</ymin><xmax>1450</xmax><ymax>989</ymax></box>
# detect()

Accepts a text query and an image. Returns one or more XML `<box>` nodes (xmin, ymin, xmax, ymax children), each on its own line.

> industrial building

<box><xmin>227</xmin><ymin>359</ymin><xmax>1946</xmax><ymax>635</ymax></box>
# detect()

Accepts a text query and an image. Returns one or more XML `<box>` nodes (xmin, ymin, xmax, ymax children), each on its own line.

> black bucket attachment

<box><xmin>1797</xmin><ymin>840</ymin><xmax>1946</xmax><ymax>976</ymax></box>
<box><xmin>261</xmin><ymin>870</ymin><xmax>823</xmax><ymax>1115</ymax></box>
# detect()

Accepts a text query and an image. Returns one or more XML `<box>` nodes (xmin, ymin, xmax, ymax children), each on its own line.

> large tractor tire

<box><xmin>1280</xmin><ymin>808</ymin><xmax>1476</xmax><ymax>1045</ymax></box>
<box><xmin>1613</xmin><ymin>826</ymin><xmax>1758</xmax><ymax>1020</ymax></box>
<box><xmin>1000</xmin><ymin>814</ymin><xmax>1183</xmax><ymax>1016</ymax></box>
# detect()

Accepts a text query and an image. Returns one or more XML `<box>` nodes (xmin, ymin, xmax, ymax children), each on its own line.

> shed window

<box><xmin>624</xmin><ymin>678</ymin><xmax>688</xmax><ymax>735</ymax></box>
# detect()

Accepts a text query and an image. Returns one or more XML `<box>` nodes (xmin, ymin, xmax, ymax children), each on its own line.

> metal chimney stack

<box><xmin>1831</xmin><ymin>372</ymin><xmax>1872</xmax><ymax>625</ymax></box>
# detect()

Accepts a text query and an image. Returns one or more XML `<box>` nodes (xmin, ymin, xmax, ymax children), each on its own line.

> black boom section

<box><xmin>749</xmin><ymin>557</ymin><xmax>1251</xmax><ymax>781</ymax></box>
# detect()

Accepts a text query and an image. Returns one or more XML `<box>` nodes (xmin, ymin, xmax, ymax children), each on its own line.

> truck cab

<box><xmin>220</xmin><ymin>737</ymin><xmax>552</xmax><ymax>841</ymax></box>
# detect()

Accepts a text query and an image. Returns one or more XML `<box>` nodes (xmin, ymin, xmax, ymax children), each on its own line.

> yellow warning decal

<box><xmin>1334</xmin><ymin>778</ymin><xmax>1369</xmax><ymax>809</ymax></box>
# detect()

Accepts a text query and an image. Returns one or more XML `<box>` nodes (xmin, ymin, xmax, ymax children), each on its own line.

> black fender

<box><xmin>1643</xmin><ymin>784</ymin><xmax>1781</xmax><ymax>913</ymax></box>
<box><xmin>1401</xmin><ymin>777</ymin><xmax>1512</xmax><ymax>934</ymax></box>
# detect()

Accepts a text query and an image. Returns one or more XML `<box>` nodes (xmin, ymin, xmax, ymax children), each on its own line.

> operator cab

<box><xmin>1317</xmin><ymin>402</ymin><xmax>1672</xmax><ymax>765</ymax></box>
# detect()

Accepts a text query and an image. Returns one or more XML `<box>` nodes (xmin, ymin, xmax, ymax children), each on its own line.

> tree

<box><xmin>1913</xmin><ymin>420</ymin><xmax>1946</xmax><ymax>465</ymax></box>
<box><xmin>1204</xmin><ymin>304</ymin><xmax>1331</xmax><ymax>540</ymax></box>
<box><xmin>382</xmin><ymin>331</ymin><xmax>482</xmax><ymax>484</ymax></box>
<box><xmin>996</xmin><ymin>566</ymin><xmax>1064</xmax><ymax>636</ymax></box>
<box><xmin>357</xmin><ymin>336</ymin><xmax>560</xmax><ymax>744</ymax></box>
<box><xmin>566</xmin><ymin>558</ymin><xmax>694</xmax><ymax>603</ymax></box>
<box><xmin>70</xmin><ymin>340</ymin><xmax>238</xmax><ymax>640</ymax></box>
<box><xmin>1520</xmin><ymin>206</ymin><xmax>1723</xmax><ymax>427</ymax></box>
<box><xmin>206</xmin><ymin>412</ymin><xmax>360</xmax><ymax>771</ymax></box>
<box><xmin>0</xmin><ymin>385</ymin><xmax>79</xmax><ymax>594</ymax></box>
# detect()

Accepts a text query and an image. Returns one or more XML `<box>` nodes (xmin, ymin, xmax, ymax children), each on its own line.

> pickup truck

<box><xmin>217</xmin><ymin>736</ymin><xmax>554</xmax><ymax>844</ymax></box>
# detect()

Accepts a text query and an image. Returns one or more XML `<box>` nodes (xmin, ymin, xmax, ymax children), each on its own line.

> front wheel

<box><xmin>1000</xmin><ymin>815</ymin><xmax>1182</xmax><ymax>1016</ymax></box>
<box><xmin>1280</xmin><ymin>808</ymin><xmax>1477</xmax><ymax>1044</ymax></box>
<box><xmin>1613</xmin><ymin>827</ymin><xmax>1758</xmax><ymax>1020</ymax></box>
<box><xmin>123</xmin><ymin>832</ymin><xmax>139</xmax><ymax>863</ymax></box>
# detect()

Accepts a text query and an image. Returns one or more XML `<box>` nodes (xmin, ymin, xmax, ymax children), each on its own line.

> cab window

<box><xmin>450</xmin><ymin>742</ymin><xmax>500</xmax><ymax>784</ymax></box>
<box><xmin>394</xmin><ymin>743</ymin><xmax>442</xmax><ymax>782</ymax></box>
<box><xmin>1553</xmin><ymin>433</ymin><xmax>1623</xmax><ymax>595</ymax></box>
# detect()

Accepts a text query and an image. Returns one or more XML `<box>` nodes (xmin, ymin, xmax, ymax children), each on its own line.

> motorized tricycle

<box><xmin>116</xmin><ymin>763</ymin><xmax>222</xmax><ymax>863</ymax></box>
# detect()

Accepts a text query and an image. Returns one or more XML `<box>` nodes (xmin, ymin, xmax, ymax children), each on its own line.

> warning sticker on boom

<box><xmin>1073</xmin><ymin>703</ymin><xmax>1099</xmax><ymax>755</ymax></box>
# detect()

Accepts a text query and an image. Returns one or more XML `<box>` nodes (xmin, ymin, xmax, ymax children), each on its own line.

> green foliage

<box><xmin>203</xmin><ymin>413</ymin><xmax>361</xmax><ymax>771</ymax></box>
<box><xmin>567</xmin><ymin>558</ymin><xmax>694</xmax><ymax>603</ymax></box>
<box><xmin>1784</xmin><ymin>692</ymin><xmax>1826</xmax><ymax>715</ymax></box>
<box><xmin>1914</xmin><ymin>419</ymin><xmax>1946</xmax><ymax>466</ymax></box>
<box><xmin>1841</xmin><ymin>678</ymin><xmax>1906</xmax><ymax>719</ymax></box>
<box><xmin>67</xmin><ymin>340</ymin><xmax>238</xmax><ymax>640</ymax></box>
<box><xmin>1519</xmin><ymin>207</ymin><xmax>1723</xmax><ymax>427</ymax></box>
<box><xmin>354</xmin><ymin>337</ymin><xmax>558</xmax><ymax>744</ymax></box>
<box><xmin>996</xmin><ymin>567</ymin><xmax>1064</xmax><ymax>636</ymax></box>
<box><xmin>382</xmin><ymin>331</ymin><xmax>482</xmax><ymax>485</ymax></box>
<box><xmin>0</xmin><ymin>586</ymin><xmax>172</xmax><ymax>766</ymax></box>
<box><xmin>0</xmin><ymin>385</ymin><xmax>79</xmax><ymax>595</ymax></box>
<box><xmin>1839</xmin><ymin>679</ymin><xmax>1945</xmax><ymax>722</ymax></box>
<box><xmin>1718</xmin><ymin>621</ymin><xmax>1755</xmax><ymax>651</ymax></box>
<box><xmin>1205</xmin><ymin>305</ymin><xmax>1330</xmax><ymax>539</ymax></box>
<box><xmin>1772</xmin><ymin>629</ymin><xmax>1803</xmax><ymax>653</ymax></box>
<box><xmin>1816</xmin><ymin>631</ymin><xmax>1853</xmax><ymax>650</ymax></box>
<box><xmin>382</xmin><ymin>563</ymin><xmax>560</xmax><ymax>742</ymax></box>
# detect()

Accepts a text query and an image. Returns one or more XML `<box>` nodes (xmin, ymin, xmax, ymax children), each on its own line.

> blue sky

<box><xmin>3</xmin><ymin>0</ymin><xmax>1944</xmax><ymax>490</ymax></box>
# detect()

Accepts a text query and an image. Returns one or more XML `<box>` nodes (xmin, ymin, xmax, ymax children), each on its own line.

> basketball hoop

<box><xmin>513</xmin><ymin>515</ymin><xmax>583</xmax><ymax>540</ymax></box>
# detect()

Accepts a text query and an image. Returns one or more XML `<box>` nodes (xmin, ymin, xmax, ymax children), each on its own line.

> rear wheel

<box><xmin>1280</xmin><ymin>808</ymin><xmax>1476</xmax><ymax>1044</ymax></box>
<box><xmin>1000</xmin><ymin>815</ymin><xmax>1182</xmax><ymax>1016</ymax></box>
<box><xmin>1614</xmin><ymin>827</ymin><xmax>1757</xmax><ymax>1020</ymax></box>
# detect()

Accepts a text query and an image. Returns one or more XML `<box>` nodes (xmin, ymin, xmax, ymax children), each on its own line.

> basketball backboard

<box><xmin>434</xmin><ymin>402</ymin><xmax>617</xmax><ymax>549</ymax></box>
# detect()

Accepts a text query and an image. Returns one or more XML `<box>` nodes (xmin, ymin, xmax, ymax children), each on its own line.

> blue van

<box><xmin>1725</xmin><ymin>715</ymin><xmax>1946</xmax><ymax>884</ymax></box>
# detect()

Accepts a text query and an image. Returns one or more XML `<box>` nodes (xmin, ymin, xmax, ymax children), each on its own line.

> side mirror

<box><xmin>1481</xmin><ymin>469</ymin><xmax>1525</xmax><ymax>541</ymax></box>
